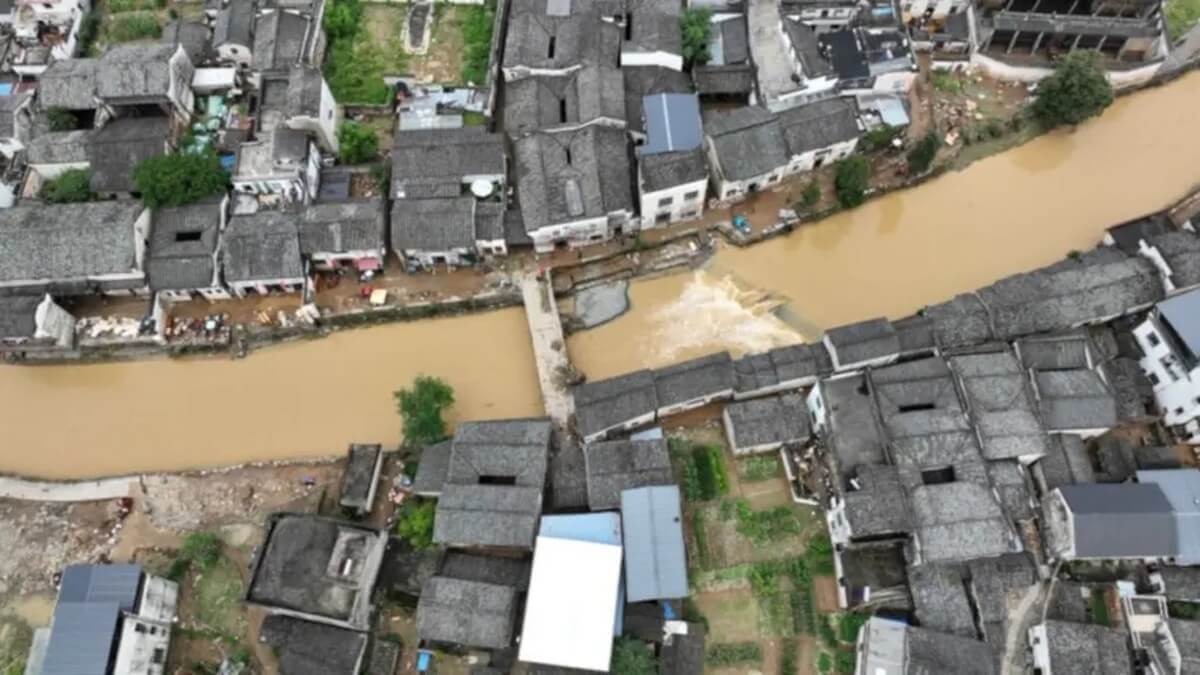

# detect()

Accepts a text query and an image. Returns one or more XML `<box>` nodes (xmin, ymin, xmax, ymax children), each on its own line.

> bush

<box><xmin>461</xmin><ymin>1</ymin><xmax>496</xmax><ymax>85</ymax></box>
<box><xmin>1032</xmin><ymin>51</ymin><xmax>1113</xmax><ymax>129</ymax></box>
<box><xmin>107</xmin><ymin>0</ymin><xmax>158</xmax><ymax>12</ymax></box>
<box><xmin>181</xmin><ymin>532</ymin><xmax>222</xmax><ymax>570</ymax></box>
<box><xmin>395</xmin><ymin>499</ymin><xmax>436</xmax><ymax>549</ymax></box>
<box><xmin>691</xmin><ymin>444</ymin><xmax>728</xmax><ymax>500</ymax></box>
<box><xmin>681</xmin><ymin>8</ymin><xmax>713</xmax><ymax>67</ymax></box>
<box><xmin>833</xmin><ymin>649</ymin><xmax>856</xmax><ymax>674</ymax></box>
<box><xmin>860</xmin><ymin>126</ymin><xmax>900</xmax><ymax>152</ymax></box>
<box><xmin>817</xmin><ymin>616</ymin><xmax>837</xmax><ymax>646</ymax></box>
<box><xmin>325</xmin><ymin>40</ymin><xmax>392</xmax><ymax>104</ymax></box>
<box><xmin>833</xmin><ymin>156</ymin><xmax>869</xmax><ymax>209</ymax></box>
<box><xmin>739</xmin><ymin>456</ymin><xmax>780</xmax><ymax>482</ymax></box>
<box><xmin>611</xmin><ymin>637</ymin><xmax>657</xmax><ymax>675</ymax></box>
<box><xmin>691</xmin><ymin>509</ymin><xmax>710</xmax><ymax>568</ymax></box>
<box><xmin>838</xmin><ymin>613</ymin><xmax>868</xmax><ymax>644</ymax></box>
<box><xmin>930</xmin><ymin>70</ymin><xmax>963</xmax><ymax>94</ymax></box>
<box><xmin>748</xmin><ymin>562</ymin><xmax>779</xmax><ymax>596</ymax></box>
<box><xmin>395</xmin><ymin>375</ymin><xmax>455</xmax><ymax>446</ymax></box>
<box><xmin>817</xmin><ymin>652</ymin><xmax>833</xmax><ymax>673</ymax></box>
<box><xmin>337</xmin><ymin>121</ymin><xmax>378</xmax><ymax>164</ymax></box>
<box><xmin>807</xmin><ymin>533</ymin><xmax>835</xmax><ymax>575</ymax></box>
<box><xmin>133</xmin><ymin>151</ymin><xmax>228</xmax><ymax>207</ymax></box>
<box><xmin>323</xmin><ymin>0</ymin><xmax>362</xmax><ymax>41</ymax></box>
<box><xmin>77</xmin><ymin>12</ymin><xmax>99</xmax><ymax>55</ymax></box>
<box><xmin>108</xmin><ymin>12</ymin><xmax>161</xmax><ymax>42</ymax></box>
<box><xmin>706</xmin><ymin>642</ymin><xmax>762</xmax><ymax>666</ymax></box>
<box><xmin>905</xmin><ymin>131</ymin><xmax>940</xmax><ymax>175</ymax></box>
<box><xmin>800</xmin><ymin>180</ymin><xmax>820</xmax><ymax>208</ymax></box>
<box><xmin>1165</xmin><ymin>0</ymin><xmax>1200</xmax><ymax>41</ymax></box>
<box><xmin>41</xmin><ymin>169</ymin><xmax>92</xmax><ymax>203</ymax></box>
<box><xmin>46</xmin><ymin>107</ymin><xmax>78</xmax><ymax>132</ymax></box>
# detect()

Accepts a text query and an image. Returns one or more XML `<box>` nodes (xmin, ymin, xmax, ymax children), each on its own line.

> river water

<box><xmin>2</xmin><ymin>73</ymin><xmax>1198</xmax><ymax>478</ymax></box>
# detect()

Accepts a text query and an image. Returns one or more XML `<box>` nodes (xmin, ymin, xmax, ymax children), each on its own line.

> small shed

<box><xmin>519</xmin><ymin>536</ymin><xmax>623</xmax><ymax>671</ymax></box>
<box><xmin>722</xmin><ymin>392</ymin><xmax>811</xmax><ymax>455</ymax></box>
<box><xmin>338</xmin><ymin>444</ymin><xmax>383</xmax><ymax>516</ymax></box>
<box><xmin>621</xmin><ymin>485</ymin><xmax>688</xmax><ymax>602</ymax></box>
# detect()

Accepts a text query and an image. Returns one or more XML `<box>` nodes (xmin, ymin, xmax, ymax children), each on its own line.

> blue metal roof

<box><xmin>1159</xmin><ymin>288</ymin><xmax>1200</xmax><ymax>360</ymax></box>
<box><xmin>40</xmin><ymin>602</ymin><xmax>122</xmax><ymax>675</ymax></box>
<box><xmin>1138</xmin><ymin>469</ymin><xmax>1200</xmax><ymax>562</ymax></box>
<box><xmin>641</xmin><ymin>93</ymin><xmax>702</xmax><ymax>156</ymax></box>
<box><xmin>57</xmin><ymin>564</ymin><xmax>142</xmax><ymax>611</ymax></box>
<box><xmin>621</xmin><ymin>485</ymin><xmax>688</xmax><ymax>602</ymax></box>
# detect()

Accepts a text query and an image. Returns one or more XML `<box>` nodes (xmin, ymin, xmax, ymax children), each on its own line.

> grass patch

<box><xmin>735</xmin><ymin>501</ymin><xmax>804</xmax><ymax>544</ymax></box>
<box><xmin>806</xmin><ymin>533</ymin><xmax>835</xmax><ymax>575</ymax></box>
<box><xmin>462</xmin><ymin>110</ymin><xmax>487</xmax><ymax>126</ymax></box>
<box><xmin>1089</xmin><ymin>590</ymin><xmax>1111</xmax><ymax>627</ymax></box>
<box><xmin>837</xmin><ymin>613</ymin><xmax>868</xmax><ymax>644</ymax></box>
<box><xmin>323</xmin><ymin>0</ymin><xmax>404</xmax><ymax>104</ymax></box>
<box><xmin>675</xmin><ymin>438</ymin><xmax>729</xmax><ymax>502</ymax></box>
<box><xmin>706</xmin><ymin>642</ymin><xmax>762</xmax><ymax>667</ymax></box>
<box><xmin>460</xmin><ymin>0</ymin><xmax>495</xmax><ymax>84</ymax></box>
<box><xmin>189</xmin><ymin>555</ymin><xmax>246</xmax><ymax>637</ymax></box>
<box><xmin>738</xmin><ymin>456</ymin><xmax>781</xmax><ymax>483</ymax></box>
<box><xmin>1166</xmin><ymin>0</ymin><xmax>1200</xmax><ymax>41</ymax></box>
<box><xmin>107</xmin><ymin>11</ymin><xmax>161</xmax><ymax>42</ymax></box>
<box><xmin>691</xmin><ymin>509</ymin><xmax>711</xmax><ymax>570</ymax></box>
<box><xmin>931</xmin><ymin>70</ymin><xmax>963</xmax><ymax>94</ymax></box>
<box><xmin>107</xmin><ymin>0</ymin><xmax>161</xmax><ymax>12</ymax></box>
<box><xmin>0</xmin><ymin>617</ymin><xmax>33</xmax><ymax>675</ymax></box>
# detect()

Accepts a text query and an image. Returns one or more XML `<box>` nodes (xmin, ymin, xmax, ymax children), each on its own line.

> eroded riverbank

<box><xmin>2</xmin><ymin>72</ymin><xmax>1198</xmax><ymax>478</ymax></box>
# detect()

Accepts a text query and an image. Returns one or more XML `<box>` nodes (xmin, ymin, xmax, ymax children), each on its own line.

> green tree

<box><xmin>337</xmin><ymin>121</ymin><xmax>378</xmax><ymax>164</ymax></box>
<box><xmin>41</xmin><ymin>168</ymin><xmax>92</xmax><ymax>203</ymax></box>
<box><xmin>394</xmin><ymin>499</ymin><xmax>436</xmax><ymax>549</ymax></box>
<box><xmin>395</xmin><ymin>375</ymin><xmax>455</xmax><ymax>446</ymax></box>
<box><xmin>180</xmin><ymin>532</ymin><xmax>222</xmax><ymax>570</ymax></box>
<box><xmin>611</xmin><ymin>637</ymin><xmax>657</xmax><ymax>675</ymax></box>
<box><xmin>133</xmin><ymin>151</ymin><xmax>228</xmax><ymax>207</ymax></box>
<box><xmin>461</xmin><ymin>1</ymin><xmax>496</xmax><ymax>84</ymax></box>
<box><xmin>46</xmin><ymin>107</ymin><xmax>78</xmax><ymax>132</ymax></box>
<box><xmin>1032</xmin><ymin>51</ymin><xmax>1113</xmax><ymax>129</ymax></box>
<box><xmin>681</xmin><ymin>8</ymin><xmax>713</xmax><ymax>67</ymax></box>
<box><xmin>800</xmin><ymin>180</ymin><xmax>820</xmax><ymax>208</ymax></box>
<box><xmin>833</xmin><ymin>156</ymin><xmax>869</xmax><ymax>208</ymax></box>
<box><xmin>906</xmin><ymin>131</ymin><xmax>940</xmax><ymax>174</ymax></box>
<box><xmin>323</xmin><ymin>0</ymin><xmax>361</xmax><ymax>40</ymax></box>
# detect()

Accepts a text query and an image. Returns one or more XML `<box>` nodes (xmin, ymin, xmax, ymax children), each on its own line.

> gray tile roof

<box><xmin>439</xmin><ymin>552</ymin><xmax>531</xmax><ymax>591</ymax></box>
<box><xmin>778</xmin><ymin>97</ymin><xmax>860</xmax><ymax>155</ymax></box>
<box><xmin>411</xmin><ymin>440</ymin><xmax>453</xmax><ymax>495</ymax></box>
<box><xmin>514</xmin><ymin>125</ymin><xmax>634</xmax><ymax>234</ymax></box>
<box><xmin>38</xmin><ymin>58</ymin><xmax>99</xmax><ymax>110</ymax></box>
<box><xmin>640</xmin><ymin>148</ymin><xmax>707</xmax><ymax>193</ymax></box>
<box><xmin>909</xmin><ymin>481</ymin><xmax>1020</xmax><ymax>563</ymax></box>
<box><xmin>286</xmin><ymin>65</ymin><xmax>325</xmax><ymax>119</ymax></box>
<box><xmin>692</xmin><ymin>64</ymin><xmax>756</xmax><ymax>95</ymax></box>
<box><xmin>222</xmin><ymin>212</ymin><xmax>304</xmax><ymax>283</ymax></box>
<box><xmin>987</xmin><ymin>460</ymin><xmax>1035</xmax><ymax>521</ymax></box>
<box><xmin>0</xmin><ymin>91</ymin><xmax>29</xmax><ymax>139</ymax></box>
<box><xmin>476</xmin><ymin>202</ymin><xmax>506</xmax><ymax>242</ymax></box>
<box><xmin>147</xmin><ymin>198</ymin><xmax>223</xmax><ymax>291</ymax></box>
<box><xmin>259</xmin><ymin>614</ymin><xmax>368</xmax><ymax>675</ymax></box>
<box><xmin>0</xmin><ymin>295</ymin><xmax>41</xmax><ymax>339</ymax></box>
<box><xmin>1149</xmin><ymin>230</ymin><xmax>1200</xmax><ymax>290</ymax></box>
<box><xmin>87</xmin><ymin>116</ymin><xmax>172</xmax><ymax>194</ymax></box>
<box><xmin>716</xmin><ymin>15</ymin><xmax>749</xmax><ymax>64</ymax></box>
<box><xmin>583</xmin><ymin>438</ymin><xmax>672</xmax><ymax>510</ymax></box>
<box><xmin>391</xmin><ymin>128</ymin><xmax>505</xmax><ymax>197</ymax></box>
<box><xmin>1160</xmin><ymin>565</ymin><xmax>1200</xmax><ymax>602</ymax></box>
<box><xmin>98</xmin><ymin>44</ymin><xmax>188</xmax><ymax>101</ymax></box>
<box><xmin>433</xmin><ymin>483</ymin><xmax>543</xmax><ymax>548</ymax></box>
<box><xmin>625</xmin><ymin>0</ymin><xmax>682</xmax><ymax>55</ymax></box>
<box><xmin>502</xmin><ymin>2</ymin><xmax>621</xmax><ymax>72</ymax></box>
<box><xmin>253</xmin><ymin>9</ymin><xmax>310</xmax><ymax>71</ymax></box>
<box><xmin>904</xmin><ymin>624</ymin><xmax>997</xmax><ymax>675</ymax></box>
<box><xmin>1036</xmin><ymin>434</ymin><xmax>1096</xmax><ymax>491</ymax></box>
<box><xmin>973</xmin><ymin>409</ymin><xmax>1051</xmax><ymax>461</ymax></box>
<box><xmin>821</xmin><ymin>374</ymin><xmax>887</xmax><ymax>476</ymax></box>
<box><xmin>162</xmin><ymin>20</ymin><xmax>210</xmax><ymax>64</ymax></box>
<box><xmin>391</xmin><ymin>197</ymin><xmax>476</xmax><ymax>252</ymax></box>
<box><xmin>446</xmin><ymin>418</ymin><xmax>552</xmax><ymax>488</ymax></box>
<box><xmin>623</xmin><ymin>66</ymin><xmax>692</xmax><ymax>134</ymax></box>
<box><xmin>0</xmin><ymin>201</ymin><xmax>145</xmax><ymax>285</ymax></box>
<box><xmin>298</xmin><ymin>199</ymin><xmax>386</xmax><ymax>256</ymax></box>
<box><xmin>907</xmin><ymin>563</ymin><xmax>977</xmax><ymax>637</ymax></box>
<box><xmin>723</xmin><ymin>393</ymin><xmax>811</xmax><ymax>453</ymax></box>
<box><xmin>893</xmin><ymin>314</ymin><xmax>936</xmax><ymax>355</ymax></box>
<box><xmin>503</xmin><ymin>66</ymin><xmax>625</xmax><ymax>136</ymax></box>
<box><xmin>826</xmin><ymin>318</ymin><xmax>900</xmax><ymax>368</ymax></box>
<box><xmin>621</xmin><ymin>485</ymin><xmax>688</xmax><ymax>601</ymax></box>
<box><xmin>1038</xmin><ymin>620</ymin><xmax>1132</xmax><ymax>675</ymax></box>
<box><xmin>654</xmin><ymin>352</ymin><xmax>735</xmax><ymax>409</ymax></box>
<box><xmin>1033</xmin><ymin>369</ymin><xmax>1118</xmax><ymax>432</ymax></box>
<box><xmin>26</xmin><ymin>129</ymin><xmax>90</xmax><ymax>165</ymax></box>
<box><xmin>659</xmin><ymin>623</ymin><xmax>705</xmax><ymax>675</ymax></box>
<box><xmin>841</xmin><ymin>464</ymin><xmax>912</xmax><ymax>538</ymax></box>
<box><xmin>213</xmin><ymin>0</ymin><xmax>255</xmax><ymax>48</ymax></box>
<box><xmin>416</xmin><ymin>576</ymin><xmax>517</xmax><ymax>649</ymax></box>
<box><xmin>703</xmin><ymin>106</ymin><xmax>789</xmax><ymax>181</ymax></box>
<box><xmin>1016</xmin><ymin>333</ymin><xmax>1092</xmax><ymax>371</ymax></box>
<box><xmin>784</xmin><ymin>18</ymin><xmax>835</xmax><ymax>79</ymax></box>
<box><xmin>922</xmin><ymin>293</ymin><xmax>994</xmax><ymax>348</ymax></box>
<box><xmin>732</xmin><ymin>342</ymin><xmax>832</xmax><ymax>394</ymax></box>
<box><xmin>1057</xmin><ymin>482</ymin><xmax>1177</xmax><ymax>557</ymax></box>
<box><xmin>339</xmin><ymin>443</ymin><xmax>382</xmax><ymax>510</ymax></box>
<box><xmin>574</xmin><ymin>369</ymin><xmax>658</xmax><ymax>439</ymax></box>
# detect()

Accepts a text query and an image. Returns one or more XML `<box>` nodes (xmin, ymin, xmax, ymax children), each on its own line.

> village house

<box><xmin>0</xmin><ymin>90</ymin><xmax>32</xmax><ymax>159</ymax></box>
<box><xmin>252</xmin><ymin>6</ymin><xmax>326</xmax><ymax>78</ymax></box>
<box><xmin>0</xmin><ymin>294</ymin><xmax>74</xmax><ymax>353</ymax></box>
<box><xmin>692</xmin><ymin>12</ymin><xmax>756</xmax><ymax>102</ymax></box>
<box><xmin>97</xmin><ymin>44</ymin><xmax>196</xmax><ymax>126</ymax></box>
<box><xmin>622</xmin><ymin>65</ymin><xmax>692</xmax><ymax>139</ymax></box>
<box><xmin>245</xmin><ymin>513</ymin><xmax>388</xmax><ymax>631</ymax></box>
<box><xmin>637</xmin><ymin>92</ymin><xmax>707</xmax><ymax>228</ymax></box>
<box><xmin>212</xmin><ymin>0</ymin><xmax>256</xmax><ymax>68</ymax></box>
<box><xmin>87</xmin><ymin>116</ymin><xmax>174</xmax><ymax>198</ymax></box>
<box><xmin>501</xmin><ymin>0</ymin><xmax>622</xmax><ymax>81</ymax></box>
<box><xmin>653</xmin><ymin>351</ymin><xmax>736</xmax><ymax>417</ymax></box>
<box><xmin>1133</xmin><ymin>288</ymin><xmax>1200</xmax><ymax>443</ymax></box>
<box><xmin>823</xmin><ymin>317</ymin><xmax>900</xmax><ymax>371</ymax></box>
<box><xmin>722</xmin><ymin>392</ymin><xmax>812</xmax><ymax>455</ymax></box>
<box><xmin>417</xmin><ymin>575</ymin><xmax>520</xmax><ymax>650</ymax></box>
<box><xmin>338</xmin><ymin>443</ymin><xmax>384</xmax><ymax>517</ymax></box>
<box><xmin>732</xmin><ymin>342</ymin><xmax>834</xmax><ymax>398</ymax></box>
<box><xmin>501</xmin><ymin>65</ymin><xmax>627</xmax><ymax>137</ymax></box>
<box><xmin>616</xmin><ymin>0</ymin><xmax>684</xmax><ymax>70</ymax></box>
<box><xmin>28</xmin><ymin>563</ymin><xmax>178</xmax><ymax>675</ymax></box>
<box><xmin>573</xmin><ymin>369</ymin><xmax>659</xmax><ymax>442</ymax></box>
<box><xmin>391</xmin><ymin>198</ymin><xmax>506</xmax><ymax>270</ymax></box>
<box><xmin>0</xmin><ymin>201</ymin><xmax>151</xmax><ymax>296</ymax></box>
<box><xmin>231</xmin><ymin>126</ymin><xmax>320</xmax><ymax>204</ymax></box>
<box><xmin>818</xmin><ymin>27</ymin><xmax>918</xmax><ymax>98</ymax></box>
<box><xmin>513</xmin><ymin>124</ymin><xmax>635</xmax><ymax>251</ymax></box>
<box><xmin>777</xmin><ymin>96</ymin><xmax>862</xmax><ymax>172</ymax></box>
<box><xmin>221</xmin><ymin>211</ymin><xmax>306</xmax><ymax>296</ymax></box>
<box><xmin>621</xmin><ymin>485</ymin><xmax>689</xmax><ymax>601</ymax></box>
<box><xmin>298</xmin><ymin>199</ymin><xmax>387</xmax><ymax>272</ymax></box>
<box><xmin>1028</xmin><ymin>620</ymin><xmax>1134</xmax><ymax>674</ymax></box>
<box><xmin>274</xmin><ymin>65</ymin><xmax>339</xmax><ymax>154</ymax></box>
<box><xmin>391</xmin><ymin>127</ymin><xmax>506</xmax><ymax>200</ymax></box>
<box><xmin>145</xmin><ymin>196</ymin><xmax>231</xmax><ymax>302</ymax></box>
<box><xmin>855</xmin><ymin>616</ymin><xmax>997</xmax><ymax>674</ymax></box>
<box><xmin>702</xmin><ymin>106</ymin><xmax>789</xmax><ymax>202</ymax></box>
<box><xmin>583</xmin><ymin>438</ymin><xmax>673</xmax><ymax>510</ymax></box>
<box><xmin>36</xmin><ymin>57</ymin><xmax>100</xmax><ymax>122</ymax></box>
<box><xmin>258</xmin><ymin>615</ymin><xmax>369</xmax><ymax>675</ymax></box>
<box><xmin>748</xmin><ymin>0</ymin><xmax>838</xmax><ymax>111</ymax></box>
<box><xmin>23</xmin><ymin>129</ymin><xmax>89</xmax><ymax>193</ymax></box>
<box><xmin>784</xmin><ymin>0</ymin><xmax>861</xmax><ymax>32</ymax></box>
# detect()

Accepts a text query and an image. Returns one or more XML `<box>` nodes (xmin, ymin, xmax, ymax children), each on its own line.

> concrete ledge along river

<box><xmin>2</xmin><ymin>72</ymin><xmax>1198</xmax><ymax>479</ymax></box>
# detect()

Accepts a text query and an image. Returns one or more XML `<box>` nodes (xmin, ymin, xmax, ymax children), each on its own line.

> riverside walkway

<box><xmin>519</xmin><ymin>271</ymin><xmax>576</xmax><ymax>429</ymax></box>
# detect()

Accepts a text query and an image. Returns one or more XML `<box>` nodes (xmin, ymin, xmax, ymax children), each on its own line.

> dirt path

<box><xmin>813</xmin><ymin>575</ymin><xmax>840</xmax><ymax>614</ymax></box>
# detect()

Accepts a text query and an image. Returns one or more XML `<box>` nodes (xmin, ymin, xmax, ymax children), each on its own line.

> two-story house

<box><xmin>1134</xmin><ymin>288</ymin><xmax>1200</xmax><ymax>443</ymax></box>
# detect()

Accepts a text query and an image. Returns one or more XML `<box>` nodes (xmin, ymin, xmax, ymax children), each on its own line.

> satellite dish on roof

<box><xmin>470</xmin><ymin>179</ymin><xmax>494</xmax><ymax>199</ymax></box>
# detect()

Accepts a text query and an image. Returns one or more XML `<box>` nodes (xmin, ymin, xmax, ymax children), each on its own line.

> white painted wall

<box><xmin>639</xmin><ymin>176</ymin><xmax>707</xmax><ymax>229</ymax></box>
<box><xmin>621</xmin><ymin>49</ymin><xmax>684</xmax><ymax>71</ymax></box>
<box><xmin>1135</xmin><ymin>315</ymin><xmax>1200</xmax><ymax>434</ymax></box>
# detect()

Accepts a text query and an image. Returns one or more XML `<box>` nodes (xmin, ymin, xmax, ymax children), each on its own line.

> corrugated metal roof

<box><xmin>1061</xmin><ymin>483</ymin><xmax>1178</xmax><ymax>558</ymax></box>
<box><xmin>641</xmin><ymin>93</ymin><xmax>702</xmax><ymax>155</ymax></box>
<box><xmin>621</xmin><ymin>485</ymin><xmax>688</xmax><ymax>602</ymax></box>
<box><xmin>40</xmin><ymin>602</ymin><xmax>122</xmax><ymax>675</ymax></box>
<box><xmin>57</xmin><ymin>563</ymin><xmax>142</xmax><ymax>611</ymax></box>
<box><xmin>1159</xmin><ymin>289</ymin><xmax>1200</xmax><ymax>359</ymax></box>
<box><xmin>1138</xmin><ymin>469</ymin><xmax>1200</xmax><ymax>561</ymax></box>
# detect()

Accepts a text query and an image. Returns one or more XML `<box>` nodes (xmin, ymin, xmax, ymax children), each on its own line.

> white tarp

<box><xmin>518</xmin><ymin>536</ymin><xmax>623</xmax><ymax>671</ymax></box>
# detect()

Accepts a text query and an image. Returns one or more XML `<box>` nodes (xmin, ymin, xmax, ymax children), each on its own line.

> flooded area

<box><xmin>569</xmin><ymin>72</ymin><xmax>1200</xmax><ymax>378</ymax></box>
<box><xmin>0</xmin><ymin>310</ymin><xmax>543</xmax><ymax>478</ymax></box>
<box><xmin>1</xmin><ymin>73</ymin><xmax>1198</xmax><ymax>477</ymax></box>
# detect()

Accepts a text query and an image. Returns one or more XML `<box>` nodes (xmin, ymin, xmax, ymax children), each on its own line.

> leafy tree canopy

<box><xmin>833</xmin><ymin>156</ymin><xmax>870</xmax><ymax>209</ymax></box>
<box><xmin>133</xmin><ymin>151</ymin><xmax>228</xmax><ymax>208</ymax></box>
<box><xmin>1032</xmin><ymin>51</ymin><xmax>1114</xmax><ymax>129</ymax></box>
<box><xmin>338</xmin><ymin>121</ymin><xmax>378</xmax><ymax>164</ymax></box>
<box><xmin>681</xmin><ymin>8</ymin><xmax>713</xmax><ymax>67</ymax></box>
<box><xmin>395</xmin><ymin>375</ymin><xmax>455</xmax><ymax>447</ymax></box>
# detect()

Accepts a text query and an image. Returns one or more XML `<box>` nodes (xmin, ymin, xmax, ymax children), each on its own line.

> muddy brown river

<box><xmin>3</xmin><ymin>73</ymin><xmax>1199</xmax><ymax>478</ymax></box>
